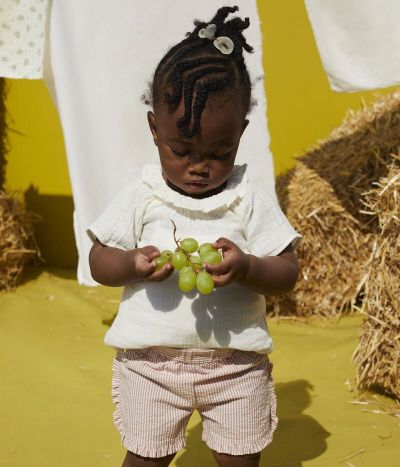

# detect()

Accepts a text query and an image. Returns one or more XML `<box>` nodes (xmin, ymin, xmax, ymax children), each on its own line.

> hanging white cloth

<box><xmin>42</xmin><ymin>0</ymin><xmax>276</xmax><ymax>286</ymax></box>
<box><xmin>0</xmin><ymin>0</ymin><xmax>48</xmax><ymax>79</ymax></box>
<box><xmin>304</xmin><ymin>0</ymin><xmax>400</xmax><ymax>92</ymax></box>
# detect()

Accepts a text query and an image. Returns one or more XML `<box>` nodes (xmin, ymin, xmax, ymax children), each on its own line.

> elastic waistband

<box><xmin>118</xmin><ymin>346</ymin><xmax>266</xmax><ymax>363</ymax></box>
<box><xmin>150</xmin><ymin>347</ymin><xmax>235</xmax><ymax>362</ymax></box>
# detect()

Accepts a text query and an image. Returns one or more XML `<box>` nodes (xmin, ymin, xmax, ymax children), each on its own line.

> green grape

<box><xmin>198</xmin><ymin>243</ymin><xmax>216</xmax><ymax>256</ymax></box>
<box><xmin>161</xmin><ymin>250</ymin><xmax>173</xmax><ymax>260</ymax></box>
<box><xmin>179</xmin><ymin>269</ymin><xmax>197</xmax><ymax>292</ymax></box>
<box><xmin>180</xmin><ymin>238</ymin><xmax>199</xmax><ymax>254</ymax></box>
<box><xmin>200</xmin><ymin>250</ymin><xmax>222</xmax><ymax>265</ymax></box>
<box><xmin>189</xmin><ymin>255</ymin><xmax>203</xmax><ymax>269</ymax></box>
<box><xmin>196</xmin><ymin>271</ymin><xmax>214</xmax><ymax>295</ymax></box>
<box><xmin>155</xmin><ymin>255</ymin><xmax>169</xmax><ymax>270</ymax></box>
<box><xmin>171</xmin><ymin>250</ymin><xmax>189</xmax><ymax>270</ymax></box>
<box><xmin>179</xmin><ymin>265</ymin><xmax>194</xmax><ymax>277</ymax></box>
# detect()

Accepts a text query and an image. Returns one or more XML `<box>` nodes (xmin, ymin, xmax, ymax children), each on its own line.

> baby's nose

<box><xmin>188</xmin><ymin>155</ymin><xmax>209</xmax><ymax>175</ymax></box>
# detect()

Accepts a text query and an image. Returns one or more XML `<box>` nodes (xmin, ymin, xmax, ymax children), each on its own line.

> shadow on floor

<box><xmin>103</xmin><ymin>312</ymin><xmax>117</xmax><ymax>328</ymax></box>
<box><xmin>17</xmin><ymin>265</ymin><xmax>78</xmax><ymax>287</ymax></box>
<box><xmin>176</xmin><ymin>380</ymin><xmax>330</xmax><ymax>467</ymax></box>
<box><xmin>17</xmin><ymin>264</ymin><xmax>45</xmax><ymax>286</ymax></box>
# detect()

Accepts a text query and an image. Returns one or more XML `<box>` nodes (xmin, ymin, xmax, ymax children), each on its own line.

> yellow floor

<box><xmin>0</xmin><ymin>268</ymin><xmax>399</xmax><ymax>466</ymax></box>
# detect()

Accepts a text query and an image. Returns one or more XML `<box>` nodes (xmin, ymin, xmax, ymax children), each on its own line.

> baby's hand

<box><xmin>203</xmin><ymin>238</ymin><xmax>250</xmax><ymax>287</ymax></box>
<box><xmin>129</xmin><ymin>245</ymin><xmax>173</xmax><ymax>282</ymax></box>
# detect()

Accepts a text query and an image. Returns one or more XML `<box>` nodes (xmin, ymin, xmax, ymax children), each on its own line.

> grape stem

<box><xmin>170</xmin><ymin>218</ymin><xmax>192</xmax><ymax>263</ymax></box>
<box><xmin>170</xmin><ymin>219</ymin><xmax>180</xmax><ymax>248</ymax></box>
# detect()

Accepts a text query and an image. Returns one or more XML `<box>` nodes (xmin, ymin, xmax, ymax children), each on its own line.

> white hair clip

<box><xmin>198</xmin><ymin>23</ymin><xmax>217</xmax><ymax>40</ymax></box>
<box><xmin>198</xmin><ymin>23</ymin><xmax>235</xmax><ymax>55</ymax></box>
<box><xmin>213</xmin><ymin>36</ymin><xmax>234</xmax><ymax>55</ymax></box>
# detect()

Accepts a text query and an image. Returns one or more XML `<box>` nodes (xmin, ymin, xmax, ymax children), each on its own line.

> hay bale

<box><xmin>301</xmin><ymin>92</ymin><xmax>400</xmax><ymax>229</ymax></box>
<box><xmin>267</xmin><ymin>91</ymin><xmax>400</xmax><ymax>317</ymax></box>
<box><xmin>352</xmin><ymin>155</ymin><xmax>400</xmax><ymax>399</ymax></box>
<box><xmin>0</xmin><ymin>191</ymin><xmax>42</xmax><ymax>291</ymax></box>
<box><xmin>266</xmin><ymin>162</ymin><xmax>371</xmax><ymax>317</ymax></box>
<box><xmin>0</xmin><ymin>78</ymin><xmax>42</xmax><ymax>290</ymax></box>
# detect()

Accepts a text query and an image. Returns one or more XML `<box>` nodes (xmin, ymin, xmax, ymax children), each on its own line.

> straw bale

<box><xmin>266</xmin><ymin>91</ymin><xmax>400</xmax><ymax>317</ymax></box>
<box><xmin>300</xmin><ymin>92</ymin><xmax>400</xmax><ymax>231</ymax></box>
<box><xmin>352</xmin><ymin>156</ymin><xmax>400</xmax><ymax>399</ymax></box>
<box><xmin>0</xmin><ymin>78</ymin><xmax>42</xmax><ymax>290</ymax></box>
<box><xmin>266</xmin><ymin>162</ymin><xmax>371</xmax><ymax>317</ymax></box>
<box><xmin>0</xmin><ymin>191</ymin><xmax>41</xmax><ymax>291</ymax></box>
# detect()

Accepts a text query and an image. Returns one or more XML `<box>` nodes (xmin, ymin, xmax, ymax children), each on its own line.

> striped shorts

<box><xmin>111</xmin><ymin>346</ymin><xmax>278</xmax><ymax>458</ymax></box>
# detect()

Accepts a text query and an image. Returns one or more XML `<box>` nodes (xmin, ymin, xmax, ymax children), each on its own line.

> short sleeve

<box><xmin>86</xmin><ymin>181</ymin><xmax>140</xmax><ymax>251</ymax></box>
<box><xmin>244</xmin><ymin>188</ymin><xmax>302</xmax><ymax>257</ymax></box>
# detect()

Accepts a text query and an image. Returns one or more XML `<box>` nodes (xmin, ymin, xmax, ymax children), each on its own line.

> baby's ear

<box><xmin>147</xmin><ymin>111</ymin><xmax>158</xmax><ymax>145</ymax></box>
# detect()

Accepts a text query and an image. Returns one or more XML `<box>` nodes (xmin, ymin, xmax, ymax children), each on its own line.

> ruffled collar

<box><xmin>142</xmin><ymin>163</ymin><xmax>248</xmax><ymax>212</ymax></box>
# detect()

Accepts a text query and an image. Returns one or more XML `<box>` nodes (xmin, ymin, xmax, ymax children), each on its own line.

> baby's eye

<box><xmin>211</xmin><ymin>152</ymin><xmax>231</xmax><ymax>160</ymax></box>
<box><xmin>171</xmin><ymin>148</ymin><xmax>188</xmax><ymax>157</ymax></box>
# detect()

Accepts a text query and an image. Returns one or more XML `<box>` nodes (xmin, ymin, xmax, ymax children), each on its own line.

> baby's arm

<box><xmin>203</xmin><ymin>238</ymin><xmax>298</xmax><ymax>296</ymax></box>
<box><xmin>89</xmin><ymin>239</ymin><xmax>173</xmax><ymax>287</ymax></box>
<box><xmin>238</xmin><ymin>244</ymin><xmax>298</xmax><ymax>296</ymax></box>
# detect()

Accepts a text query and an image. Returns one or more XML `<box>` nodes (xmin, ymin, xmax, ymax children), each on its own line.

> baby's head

<box><xmin>144</xmin><ymin>6</ymin><xmax>255</xmax><ymax>198</ymax></box>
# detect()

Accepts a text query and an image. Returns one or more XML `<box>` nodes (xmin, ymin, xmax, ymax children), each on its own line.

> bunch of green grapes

<box><xmin>155</xmin><ymin>237</ymin><xmax>222</xmax><ymax>295</ymax></box>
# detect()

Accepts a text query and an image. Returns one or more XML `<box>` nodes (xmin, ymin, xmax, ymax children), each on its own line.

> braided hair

<box><xmin>142</xmin><ymin>6</ymin><xmax>255</xmax><ymax>138</ymax></box>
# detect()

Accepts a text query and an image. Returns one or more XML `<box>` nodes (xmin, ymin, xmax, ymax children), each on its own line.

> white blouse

<box><xmin>87</xmin><ymin>164</ymin><xmax>302</xmax><ymax>354</ymax></box>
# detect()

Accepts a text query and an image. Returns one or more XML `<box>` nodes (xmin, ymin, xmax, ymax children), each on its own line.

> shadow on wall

<box><xmin>24</xmin><ymin>185</ymin><xmax>78</xmax><ymax>268</ymax></box>
<box><xmin>277</xmin><ymin>93</ymin><xmax>400</xmax><ymax>236</ymax></box>
<box><xmin>0</xmin><ymin>78</ymin><xmax>6</xmax><ymax>189</ymax></box>
<box><xmin>176</xmin><ymin>379</ymin><xmax>330</xmax><ymax>466</ymax></box>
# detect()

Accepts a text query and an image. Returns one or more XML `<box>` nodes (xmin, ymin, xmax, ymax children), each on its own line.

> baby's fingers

<box><xmin>140</xmin><ymin>245</ymin><xmax>161</xmax><ymax>260</ymax></box>
<box><xmin>135</xmin><ymin>260</ymin><xmax>157</xmax><ymax>279</ymax></box>
<box><xmin>203</xmin><ymin>260</ymin><xmax>230</xmax><ymax>275</ymax></box>
<box><xmin>212</xmin><ymin>272</ymin><xmax>232</xmax><ymax>287</ymax></box>
<box><xmin>212</xmin><ymin>237</ymin><xmax>235</xmax><ymax>251</ymax></box>
<box><xmin>147</xmin><ymin>262</ymin><xmax>173</xmax><ymax>282</ymax></box>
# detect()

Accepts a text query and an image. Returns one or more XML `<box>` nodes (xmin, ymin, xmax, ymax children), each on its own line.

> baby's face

<box><xmin>147</xmin><ymin>94</ymin><xmax>249</xmax><ymax>198</ymax></box>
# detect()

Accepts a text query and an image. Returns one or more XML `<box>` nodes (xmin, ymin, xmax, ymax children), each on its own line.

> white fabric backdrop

<box><xmin>43</xmin><ymin>0</ymin><xmax>276</xmax><ymax>286</ymax></box>
<box><xmin>305</xmin><ymin>0</ymin><xmax>400</xmax><ymax>92</ymax></box>
<box><xmin>3</xmin><ymin>1</ymin><xmax>400</xmax><ymax>285</ymax></box>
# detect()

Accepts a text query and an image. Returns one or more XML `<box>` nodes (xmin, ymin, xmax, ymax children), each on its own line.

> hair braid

<box><xmin>164</xmin><ymin>57</ymin><xmax>229</xmax><ymax>107</ymax></box>
<box><xmin>147</xmin><ymin>5</ymin><xmax>255</xmax><ymax>137</ymax></box>
<box><xmin>180</xmin><ymin>76</ymin><xmax>231</xmax><ymax>137</ymax></box>
<box><xmin>176</xmin><ymin>66</ymin><xmax>226</xmax><ymax>131</ymax></box>
<box><xmin>210</xmin><ymin>5</ymin><xmax>239</xmax><ymax>25</ymax></box>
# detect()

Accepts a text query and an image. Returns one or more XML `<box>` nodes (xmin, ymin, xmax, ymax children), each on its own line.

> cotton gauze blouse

<box><xmin>87</xmin><ymin>164</ymin><xmax>302</xmax><ymax>354</ymax></box>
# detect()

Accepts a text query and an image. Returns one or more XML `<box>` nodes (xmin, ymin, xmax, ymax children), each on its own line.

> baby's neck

<box><xmin>166</xmin><ymin>179</ymin><xmax>227</xmax><ymax>199</ymax></box>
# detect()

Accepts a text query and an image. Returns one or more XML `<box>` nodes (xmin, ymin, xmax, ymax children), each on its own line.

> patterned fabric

<box><xmin>0</xmin><ymin>0</ymin><xmax>48</xmax><ymax>79</ymax></box>
<box><xmin>87</xmin><ymin>163</ymin><xmax>302</xmax><ymax>353</ymax></box>
<box><xmin>112</xmin><ymin>346</ymin><xmax>278</xmax><ymax>457</ymax></box>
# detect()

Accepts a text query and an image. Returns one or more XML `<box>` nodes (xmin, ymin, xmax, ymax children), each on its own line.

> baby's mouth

<box><xmin>185</xmin><ymin>180</ymin><xmax>209</xmax><ymax>190</ymax></box>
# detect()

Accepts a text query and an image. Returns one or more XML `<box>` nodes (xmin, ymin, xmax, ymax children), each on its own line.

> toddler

<box><xmin>88</xmin><ymin>6</ymin><xmax>302</xmax><ymax>467</ymax></box>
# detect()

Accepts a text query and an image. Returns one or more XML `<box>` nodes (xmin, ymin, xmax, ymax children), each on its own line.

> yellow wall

<box><xmin>3</xmin><ymin>1</ymin><xmax>398</xmax><ymax>266</ymax></box>
<box><xmin>257</xmin><ymin>1</ymin><xmax>397</xmax><ymax>174</ymax></box>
